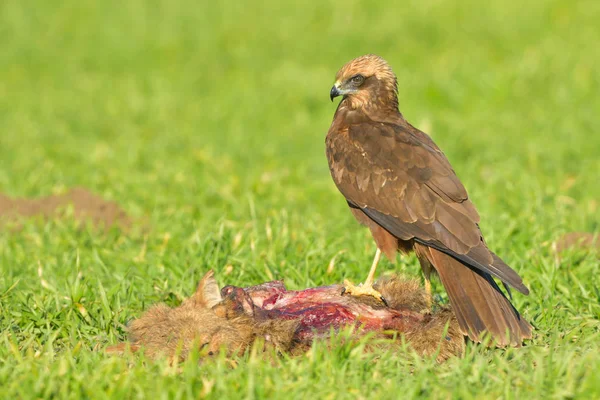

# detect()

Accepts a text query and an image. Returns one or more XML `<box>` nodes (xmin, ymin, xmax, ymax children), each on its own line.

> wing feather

<box><xmin>326</xmin><ymin>119</ymin><xmax>528</xmax><ymax>293</ymax></box>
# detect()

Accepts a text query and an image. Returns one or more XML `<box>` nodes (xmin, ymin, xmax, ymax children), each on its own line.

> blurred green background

<box><xmin>1</xmin><ymin>0</ymin><xmax>599</xmax><ymax>398</ymax></box>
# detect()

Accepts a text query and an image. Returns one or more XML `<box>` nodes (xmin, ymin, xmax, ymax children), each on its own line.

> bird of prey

<box><xmin>326</xmin><ymin>54</ymin><xmax>532</xmax><ymax>346</ymax></box>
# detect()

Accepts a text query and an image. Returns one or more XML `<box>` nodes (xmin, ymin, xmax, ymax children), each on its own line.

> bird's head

<box><xmin>330</xmin><ymin>54</ymin><xmax>399</xmax><ymax>111</ymax></box>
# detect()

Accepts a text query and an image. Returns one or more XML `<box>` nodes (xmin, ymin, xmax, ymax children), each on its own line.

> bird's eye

<box><xmin>350</xmin><ymin>74</ymin><xmax>365</xmax><ymax>85</ymax></box>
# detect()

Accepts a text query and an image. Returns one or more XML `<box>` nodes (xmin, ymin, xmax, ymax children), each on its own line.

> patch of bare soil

<box><xmin>0</xmin><ymin>187</ymin><xmax>131</xmax><ymax>231</ymax></box>
<box><xmin>554</xmin><ymin>232</ymin><xmax>599</xmax><ymax>254</ymax></box>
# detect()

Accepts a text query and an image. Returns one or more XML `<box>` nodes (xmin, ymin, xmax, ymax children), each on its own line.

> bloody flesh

<box><xmin>221</xmin><ymin>282</ymin><xmax>425</xmax><ymax>342</ymax></box>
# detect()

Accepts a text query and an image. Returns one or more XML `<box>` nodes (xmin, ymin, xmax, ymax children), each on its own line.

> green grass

<box><xmin>1</xmin><ymin>0</ymin><xmax>599</xmax><ymax>398</ymax></box>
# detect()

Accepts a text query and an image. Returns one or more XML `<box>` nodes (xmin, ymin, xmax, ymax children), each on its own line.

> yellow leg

<box><xmin>423</xmin><ymin>272</ymin><xmax>432</xmax><ymax>310</ymax></box>
<box><xmin>342</xmin><ymin>248</ymin><xmax>386</xmax><ymax>305</ymax></box>
<box><xmin>364</xmin><ymin>248</ymin><xmax>382</xmax><ymax>286</ymax></box>
<box><xmin>424</xmin><ymin>275</ymin><xmax>431</xmax><ymax>298</ymax></box>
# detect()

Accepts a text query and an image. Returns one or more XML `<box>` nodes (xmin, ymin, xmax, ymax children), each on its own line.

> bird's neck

<box><xmin>337</xmin><ymin>95</ymin><xmax>404</xmax><ymax>123</ymax></box>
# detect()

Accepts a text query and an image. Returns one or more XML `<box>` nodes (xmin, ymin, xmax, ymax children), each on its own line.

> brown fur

<box><xmin>375</xmin><ymin>275</ymin><xmax>462</xmax><ymax>361</ymax></box>
<box><xmin>107</xmin><ymin>271</ymin><xmax>464</xmax><ymax>363</ymax></box>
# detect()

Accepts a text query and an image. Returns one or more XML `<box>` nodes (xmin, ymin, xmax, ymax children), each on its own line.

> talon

<box><xmin>380</xmin><ymin>296</ymin><xmax>389</xmax><ymax>307</ymax></box>
<box><xmin>340</xmin><ymin>287</ymin><xmax>347</xmax><ymax>296</ymax></box>
<box><xmin>341</xmin><ymin>279</ymin><xmax>386</xmax><ymax>305</ymax></box>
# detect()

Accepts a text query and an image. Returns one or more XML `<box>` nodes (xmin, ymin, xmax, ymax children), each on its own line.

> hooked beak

<box><xmin>330</xmin><ymin>85</ymin><xmax>341</xmax><ymax>102</ymax></box>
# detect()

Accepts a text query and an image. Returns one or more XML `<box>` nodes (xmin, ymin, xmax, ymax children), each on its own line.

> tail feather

<box><xmin>416</xmin><ymin>244</ymin><xmax>532</xmax><ymax>347</ymax></box>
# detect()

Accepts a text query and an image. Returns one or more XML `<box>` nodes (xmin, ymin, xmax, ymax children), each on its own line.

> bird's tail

<box><xmin>415</xmin><ymin>244</ymin><xmax>532</xmax><ymax>347</ymax></box>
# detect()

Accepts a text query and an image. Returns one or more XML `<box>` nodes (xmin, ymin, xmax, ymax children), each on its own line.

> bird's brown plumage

<box><xmin>326</xmin><ymin>54</ymin><xmax>532</xmax><ymax>346</ymax></box>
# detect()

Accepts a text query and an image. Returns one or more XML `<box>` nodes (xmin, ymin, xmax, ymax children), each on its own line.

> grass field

<box><xmin>1</xmin><ymin>0</ymin><xmax>599</xmax><ymax>398</ymax></box>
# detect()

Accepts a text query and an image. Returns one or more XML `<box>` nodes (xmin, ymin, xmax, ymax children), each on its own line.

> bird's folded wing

<box><xmin>326</xmin><ymin>121</ymin><xmax>528</xmax><ymax>293</ymax></box>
